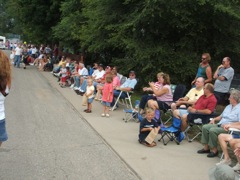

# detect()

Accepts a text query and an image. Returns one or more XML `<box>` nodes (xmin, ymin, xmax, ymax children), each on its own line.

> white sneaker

<box><xmin>70</xmin><ymin>84</ymin><xmax>74</xmax><ymax>89</ymax></box>
<box><xmin>216</xmin><ymin>159</ymin><xmax>231</xmax><ymax>166</ymax></box>
<box><xmin>232</xmin><ymin>163</ymin><xmax>240</xmax><ymax>171</ymax></box>
<box><xmin>106</xmin><ymin>114</ymin><xmax>110</xmax><ymax>117</ymax></box>
<box><xmin>79</xmin><ymin>88</ymin><xmax>84</xmax><ymax>92</ymax></box>
<box><xmin>73</xmin><ymin>86</ymin><xmax>79</xmax><ymax>90</ymax></box>
<box><xmin>194</xmin><ymin>118</ymin><xmax>202</xmax><ymax>124</ymax></box>
<box><xmin>29</xmin><ymin>63</ymin><xmax>34</xmax><ymax>66</ymax></box>
<box><xmin>101</xmin><ymin>113</ymin><xmax>105</xmax><ymax>117</ymax></box>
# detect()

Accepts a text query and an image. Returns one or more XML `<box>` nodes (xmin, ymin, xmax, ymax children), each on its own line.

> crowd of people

<box><xmin>1</xmin><ymin>48</ymin><xmax>240</xmax><ymax>177</ymax></box>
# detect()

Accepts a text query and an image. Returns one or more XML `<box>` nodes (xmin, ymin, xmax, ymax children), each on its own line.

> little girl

<box><xmin>59</xmin><ymin>63</ymin><xmax>67</xmax><ymax>87</ymax></box>
<box><xmin>83</xmin><ymin>79</ymin><xmax>95</xmax><ymax>113</ymax></box>
<box><xmin>101</xmin><ymin>74</ymin><xmax>113</xmax><ymax>117</ymax></box>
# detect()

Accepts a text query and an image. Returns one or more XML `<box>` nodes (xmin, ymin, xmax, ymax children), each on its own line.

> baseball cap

<box><xmin>129</xmin><ymin>70</ymin><xmax>136</xmax><ymax>75</ymax></box>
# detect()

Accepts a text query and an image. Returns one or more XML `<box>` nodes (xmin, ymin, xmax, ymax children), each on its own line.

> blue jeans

<box><xmin>73</xmin><ymin>76</ymin><xmax>80</xmax><ymax>87</ymax></box>
<box><xmin>110</xmin><ymin>90</ymin><xmax>127</xmax><ymax>107</ymax></box>
<box><xmin>79</xmin><ymin>79</ymin><xmax>88</xmax><ymax>92</ymax></box>
<box><xmin>14</xmin><ymin>55</ymin><xmax>21</xmax><ymax>68</ymax></box>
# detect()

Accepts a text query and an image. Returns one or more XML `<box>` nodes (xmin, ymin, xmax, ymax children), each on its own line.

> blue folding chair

<box><xmin>123</xmin><ymin>100</ymin><xmax>140</xmax><ymax>123</ymax></box>
<box><xmin>158</xmin><ymin>117</ymin><xmax>184</xmax><ymax>145</ymax></box>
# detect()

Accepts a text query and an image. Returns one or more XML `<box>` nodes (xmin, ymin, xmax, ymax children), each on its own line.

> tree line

<box><xmin>1</xmin><ymin>0</ymin><xmax>240</xmax><ymax>87</ymax></box>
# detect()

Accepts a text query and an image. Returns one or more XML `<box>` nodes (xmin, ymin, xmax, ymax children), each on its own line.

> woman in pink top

<box><xmin>147</xmin><ymin>73</ymin><xmax>173</xmax><ymax>112</ymax></box>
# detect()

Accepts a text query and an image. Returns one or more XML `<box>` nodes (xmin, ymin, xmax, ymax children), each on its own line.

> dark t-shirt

<box><xmin>138</xmin><ymin>118</ymin><xmax>159</xmax><ymax>141</ymax></box>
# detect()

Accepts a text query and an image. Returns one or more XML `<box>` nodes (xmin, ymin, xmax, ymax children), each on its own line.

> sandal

<box><xmin>84</xmin><ymin>109</ymin><xmax>89</xmax><ymax>112</ymax></box>
<box><xmin>141</xmin><ymin>141</ymin><xmax>156</xmax><ymax>147</ymax></box>
<box><xmin>85</xmin><ymin>110</ymin><xmax>92</xmax><ymax>113</ymax></box>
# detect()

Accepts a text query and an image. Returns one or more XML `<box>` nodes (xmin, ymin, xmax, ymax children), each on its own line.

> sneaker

<box><xmin>194</xmin><ymin>118</ymin><xmax>202</xmax><ymax>124</ymax></box>
<box><xmin>232</xmin><ymin>163</ymin><xmax>240</xmax><ymax>171</ymax></box>
<box><xmin>216</xmin><ymin>159</ymin><xmax>231</xmax><ymax>166</ymax></box>
<box><xmin>101</xmin><ymin>113</ymin><xmax>105</xmax><ymax>117</ymax></box>
<box><xmin>29</xmin><ymin>63</ymin><xmax>34</xmax><ymax>66</ymax></box>
<box><xmin>79</xmin><ymin>88</ymin><xmax>84</xmax><ymax>92</ymax></box>
<box><xmin>70</xmin><ymin>84</ymin><xmax>74</xmax><ymax>89</ymax></box>
<box><xmin>73</xmin><ymin>86</ymin><xmax>79</xmax><ymax>90</ymax></box>
<box><xmin>106</xmin><ymin>114</ymin><xmax>110</xmax><ymax>117</ymax></box>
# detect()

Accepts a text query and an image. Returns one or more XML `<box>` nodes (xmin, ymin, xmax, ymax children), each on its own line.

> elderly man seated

<box><xmin>173</xmin><ymin>83</ymin><xmax>217</xmax><ymax>132</ymax></box>
<box><xmin>110</xmin><ymin>71</ymin><xmax>137</xmax><ymax>109</ymax></box>
<box><xmin>197</xmin><ymin>89</ymin><xmax>240</xmax><ymax>158</ymax></box>
<box><xmin>171</xmin><ymin>77</ymin><xmax>204</xmax><ymax>114</ymax></box>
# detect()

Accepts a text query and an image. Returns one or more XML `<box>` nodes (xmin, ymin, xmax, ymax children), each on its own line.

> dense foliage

<box><xmin>2</xmin><ymin>0</ymin><xmax>240</xmax><ymax>86</ymax></box>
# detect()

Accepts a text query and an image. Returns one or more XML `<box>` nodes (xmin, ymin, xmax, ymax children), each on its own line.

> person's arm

<box><xmin>223</xmin><ymin>122</ymin><xmax>240</xmax><ymax>131</ymax></box>
<box><xmin>150</xmin><ymin>83</ymin><xmax>168</xmax><ymax>97</ymax></box>
<box><xmin>187</xmin><ymin>106</ymin><xmax>212</xmax><ymax>114</ymax></box>
<box><xmin>213</xmin><ymin>65</ymin><xmax>225</xmax><ymax>80</ymax></box>
<box><xmin>204</xmin><ymin>66</ymin><xmax>212</xmax><ymax>83</ymax></box>
<box><xmin>209</xmin><ymin>115</ymin><xmax>222</xmax><ymax>124</ymax></box>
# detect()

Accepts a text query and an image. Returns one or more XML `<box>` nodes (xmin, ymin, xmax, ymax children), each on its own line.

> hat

<box><xmin>129</xmin><ymin>70</ymin><xmax>136</xmax><ymax>75</ymax></box>
<box><xmin>209</xmin><ymin>164</ymin><xmax>239</xmax><ymax>180</ymax></box>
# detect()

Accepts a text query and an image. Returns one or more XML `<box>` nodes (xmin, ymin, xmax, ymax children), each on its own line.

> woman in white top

<box><xmin>0</xmin><ymin>50</ymin><xmax>11</xmax><ymax>147</ymax></box>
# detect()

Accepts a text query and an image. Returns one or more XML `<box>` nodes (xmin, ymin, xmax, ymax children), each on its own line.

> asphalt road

<box><xmin>0</xmin><ymin>50</ymin><xmax>138</xmax><ymax>180</ymax></box>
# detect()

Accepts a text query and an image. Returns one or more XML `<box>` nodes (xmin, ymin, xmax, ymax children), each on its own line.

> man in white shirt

<box><xmin>14</xmin><ymin>44</ymin><xmax>22</xmax><ymax>68</ymax></box>
<box><xmin>73</xmin><ymin>63</ymin><xmax>89</xmax><ymax>89</ymax></box>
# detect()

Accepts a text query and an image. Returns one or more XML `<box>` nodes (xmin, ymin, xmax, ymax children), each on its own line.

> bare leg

<box><xmin>181</xmin><ymin>114</ymin><xmax>188</xmax><ymax>131</ymax></box>
<box><xmin>218</xmin><ymin>134</ymin><xmax>233</xmax><ymax>160</ymax></box>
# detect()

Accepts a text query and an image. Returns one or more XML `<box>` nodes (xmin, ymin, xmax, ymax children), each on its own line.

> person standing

<box><xmin>14</xmin><ymin>44</ymin><xmax>22</xmax><ymax>68</ymax></box>
<box><xmin>191</xmin><ymin>53</ymin><xmax>212</xmax><ymax>85</ymax></box>
<box><xmin>213</xmin><ymin>57</ymin><xmax>234</xmax><ymax>104</ymax></box>
<box><xmin>0</xmin><ymin>51</ymin><xmax>11</xmax><ymax>147</ymax></box>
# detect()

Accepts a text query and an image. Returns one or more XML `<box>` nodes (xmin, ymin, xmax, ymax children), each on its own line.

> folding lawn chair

<box><xmin>184</xmin><ymin>112</ymin><xmax>217</xmax><ymax>142</ymax></box>
<box><xmin>158</xmin><ymin>117</ymin><xmax>183</xmax><ymax>145</ymax></box>
<box><xmin>161</xmin><ymin>84</ymin><xmax>186</xmax><ymax>124</ymax></box>
<box><xmin>123</xmin><ymin>100</ymin><xmax>140</xmax><ymax>123</ymax></box>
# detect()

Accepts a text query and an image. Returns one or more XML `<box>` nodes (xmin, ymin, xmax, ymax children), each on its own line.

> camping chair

<box><xmin>123</xmin><ymin>100</ymin><xmax>140</xmax><ymax>123</ymax></box>
<box><xmin>184</xmin><ymin>112</ymin><xmax>217</xmax><ymax>142</ymax></box>
<box><xmin>158</xmin><ymin>117</ymin><xmax>183</xmax><ymax>145</ymax></box>
<box><xmin>111</xmin><ymin>77</ymin><xmax>137</xmax><ymax>111</ymax></box>
<box><xmin>220</xmin><ymin>128</ymin><xmax>240</xmax><ymax>160</ymax></box>
<box><xmin>161</xmin><ymin>84</ymin><xmax>186</xmax><ymax>124</ymax></box>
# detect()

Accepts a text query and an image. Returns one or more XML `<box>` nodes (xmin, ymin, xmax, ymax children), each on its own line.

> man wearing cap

<box><xmin>110</xmin><ymin>71</ymin><xmax>137</xmax><ymax>109</ymax></box>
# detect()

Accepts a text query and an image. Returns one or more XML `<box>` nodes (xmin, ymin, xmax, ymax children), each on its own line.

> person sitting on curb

<box><xmin>197</xmin><ymin>89</ymin><xmax>240</xmax><ymax>158</ymax></box>
<box><xmin>171</xmin><ymin>77</ymin><xmax>204</xmax><ymax>113</ymax></box>
<box><xmin>175</xmin><ymin>83</ymin><xmax>217</xmax><ymax>132</ymax></box>
<box><xmin>138</xmin><ymin>107</ymin><xmax>160</xmax><ymax>147</ymax></box>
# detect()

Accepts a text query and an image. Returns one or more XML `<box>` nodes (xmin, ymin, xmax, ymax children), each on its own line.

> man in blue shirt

<box><xmin>110</xmin><ymin>71</ymin><xmax>137</xmax><ymax>108</ymax></box>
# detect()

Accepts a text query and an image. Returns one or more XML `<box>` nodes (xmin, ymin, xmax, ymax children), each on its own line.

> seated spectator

<box><xmin>178</xmin><ymin>83</ymin><xmax>217</xmax><ymax>132</ymax></box>
<box><xmin>197</xmin><ymin>89</ymin><xmax>240</xmax><ymax>158</ymax></box>
<box><xmin>73</xmin><ymin>63</ymin><xmax>88</xmax><ymax>89</ymax></box>
<box><xmin>77</xmin><ymin>64</ymin><xmax>105</xmax><ymax>93</ymax></box>
<box><xmin>110</xmin><ymin>70</ymin><xmax>137</xmax><ymax>109</ymax></box>
<box><xmin>213</xmin><ymin>57</ymin><xmax>234</xmax><ymax>104</ymax></box>
<box><xmin>147</xmin><ymin>73</ymin><xmax>173</xmax><ymax>112</ymax></box>
<box><xmin>191</xmin><ymin>53</ymin><xmax>212</xmax><ymax>85</ymax></box>
<box><xmin>95</xmin><ymin>68</ymin><xmax>120</xmax><ymax>101</ymax></box>
<box><xmin>139</xmin><ymin>72</ymin><xmax>163</xmax><ymax>114</ymax></box>
<box><xmin>172</xmin><ymin>77</ymin><xmax>204</xmax><ymax>117</ymax></box>
<box><xmin>51</xmin><ymin>56</ymin><xmax>66</xmax><ymax>73</ymax></box>
<box><xmin>39</xmin><ymin>54</ymin><xmax>48</xmax><ymax>71</ymax></box>
<box><xmin>138</xmin><ymin>107</ymin><xmax>160</xmax><ymax>147</ymax></box>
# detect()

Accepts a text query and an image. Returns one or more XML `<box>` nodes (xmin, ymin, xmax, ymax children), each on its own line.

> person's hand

<box><xmin>218</xmin><ymin>64</ymin><xmax>224</xmax><ymax>69</ymax></box>
<box><xmin>234</xmin><ymin>147</ymin><xmax>240</xmax><ymax>157</ymax></box>
<box><xmin>187</xmin><ymin>106</ymin><xmax>194</xmax><ymax>113</ymax></box>
<box><xmin>209</xmin><ymin>118</ymin><xmax>215</xmax><ymax>124</ymax></box>
<box><xmin>116</xmin><ymin>86</ymin><xmax>120</xmax><ymax>90</ymax></box>
<box><xmin>143</xmin><ymin>87</ymin><xmax>148</xmax><ymax>91</ymax></box>
<box><xmin>222</xmin><ymin>124</ymin><xmax>230</xmax><ymax>131</ymax></box>
<box><xmin>191</xmin><ymin>80</ymin><xmax>195</xmax><ymax>85</ymax></box>
<box><xmin>148</xmin><ymin>82</ymin><xmax>154</xmax><ymax>87</ymax></box>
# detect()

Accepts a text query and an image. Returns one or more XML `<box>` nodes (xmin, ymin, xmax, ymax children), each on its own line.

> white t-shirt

<box><xmin>15</xmin><ymin>47</ymin><xmax>22</xmax><ymax>56</ymax></box>
<box><xmin>78</xmin><ymin>67</ymin><xmax>88</xmax><ymax>76</ymax></box>
<box><xmin>0</xmin><ymin>86</ymin><xmax>9</xmax><ymax>120</ymax></box>
<box><xmin>86</xmin><ymin>85</ymin><xmax>94</xmax><ymax>99</ymax></box>
<box><xmin>95</xmin><ymin>70</ymin><xmax>105</xmax><ymax>80</ymax></box>
<box><xmin>31</xmin><ymin>48</ymin><xmax>37</xmax><ymax>54</ymax></box>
